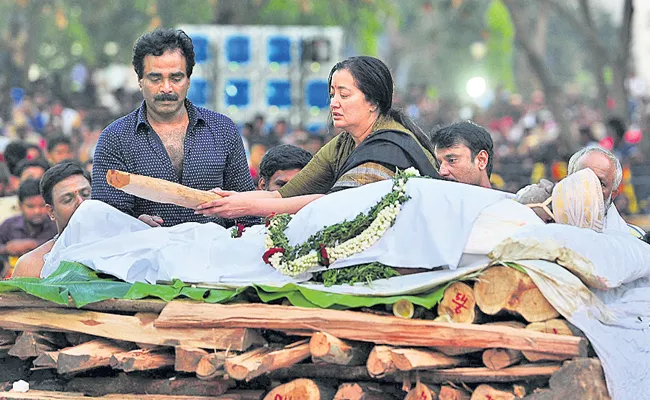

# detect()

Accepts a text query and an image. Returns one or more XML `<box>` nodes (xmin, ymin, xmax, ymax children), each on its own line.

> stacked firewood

<box><xmin>0</xmin><ymin>266</ymin><xmax>610</xmax><ymax>400</ymax></box>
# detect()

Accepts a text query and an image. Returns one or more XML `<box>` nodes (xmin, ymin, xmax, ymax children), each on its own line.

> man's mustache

<box><xmin>154</xmin><ymin>93</ymin><xmax>179</xmax><ymax>101</ymax></box>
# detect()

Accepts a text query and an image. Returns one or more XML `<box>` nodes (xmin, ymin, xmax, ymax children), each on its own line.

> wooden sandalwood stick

<box><xmin>366</xmin><ymin>345</ymin><xmax>398</xmax><ymax>378</ymax></box>
<box><xmin>263</xmin><ymin>378</ymin><xmax>337</xmax><ymax>400</ymax></box>
<box><xmin>175</xmin><ymin>346</ymin><xmax>209</xmax><ymax>373</ymax></box>
<box><xmin>226</xmin><ymin>340</ymin><xmax>311</xmax><ymax>381</ymax></box>
<box><xmin>196</xmin><ymin>352</ymin><xmax>228</xmax><ymax>380</ymax></box>
<box><xmin>436</xmin><ymin>282</ymin><xmax>481</xmax><ymax>323</ymax></box>
<box><xmin>58</xmin><ymin>339</ymin><xmax>136</xmax><ymax>374</ymax></box>
<box><xmin>106</xmin><ymin>169</ymin><xmax>221</xmax><ymax>209</ymax></box>
<box><xmin>310</xmin><ymin>331</ymin><xmax>370</xmax><ymax>366</ymax></box>
<box><xmin>390</xmin><ymin>348</ymin><xmax>466</xmax><ymax>371</ymax></box>
<box><xmin>474</xmin><ymin>266</ymin><xmax>559</xmax><ymax>323</ymax></box>
<box><xmin>482</xmin><ymin>348</ymin><xmax>522</xmax><ymax>371</ymax></box>
<box><xmin>33</xmin><ymin>351</ymin><xmax>59</xmax><ymax>368</ymax></box>
<box><xmin>469</xmin><ymin>384</ymin><xmax>515</xmax><ymax>400</ymax></box>
<box><xmin>334</xmin><ymin>382</ymin><xmax>401</xmax><ymax>400</ymax></box>
<box><xmin>8</xmin><ymin>331</ymin><xmax>67</xmax><ymax>360</ymax></box>
<box><xmin>439</xmin><ymin>385</ymin><xmax>471</xmax><ymax>400</ymax></box>
<box><xmin>404</xmin><ymin>382</ymin><xmax>439</xmax><ymax>400</ymax></box>
<box><xmin>522</xmin><ymin>319</ymin><xmax>578</xmax><ymax>362</ymax></box>
<box><xmin>110</xmin><ymin>348</ymin><xmax>175</xmax><ymax>372</ymax></box>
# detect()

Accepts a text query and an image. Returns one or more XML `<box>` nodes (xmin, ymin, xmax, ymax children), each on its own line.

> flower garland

<box><xmin>263</xmin><ymin>167</ymin><xmax>421</xmax><ymax>277</ymax></box>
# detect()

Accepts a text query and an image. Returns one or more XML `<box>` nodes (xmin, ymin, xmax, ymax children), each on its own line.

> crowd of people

<box><xmin>1</xmin><ymin>27</ymin><xmax>649</xmax><ymax>279</ymax></box>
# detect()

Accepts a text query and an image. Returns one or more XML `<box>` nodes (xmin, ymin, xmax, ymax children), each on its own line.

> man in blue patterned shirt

<box><xmin>92</xmin><ymin>28</ymin><xmax>257</xmax><ymax>227</ymax></box>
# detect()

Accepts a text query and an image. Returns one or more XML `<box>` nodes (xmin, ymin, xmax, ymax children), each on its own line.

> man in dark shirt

<box><xmin>92</xmin><ymin>28</ymin><xmax>256</xmax><ymax>227</ymax></box>
<box><xmin>0</xmin><ymin>179</ymin><xmax>57</xmax><ymax>277</ymax></box>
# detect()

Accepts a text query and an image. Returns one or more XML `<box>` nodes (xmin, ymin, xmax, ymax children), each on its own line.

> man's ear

<box><xmin>475</xmin><ymin>150</ymin><xmax>489</xmax><ymax>170</ymax></box>
<box><xmin>256</xmin><ymin>178</ymin><xmax>266</xmax><ymax>191</ymax></box>
<box><xmin>612</xmin><ymin>185</ymin><xmax>621</xmax><ymax>199</ymax></box>
<box><xmin>46</xmin><ymin>204</ymin><xmax>55</xmax><ymax>221</ymax></box>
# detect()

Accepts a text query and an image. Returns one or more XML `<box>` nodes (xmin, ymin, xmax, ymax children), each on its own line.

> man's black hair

<box><xmin>4</xmin><ymin>141</ymin><xmax>28</xmax><ymax>175</ymax></box>
<box><xmin>132</xmin><ymin>28</ymin><xmax>196</xmax><ymax>80</ymax></box>
<box><xmin>18</xmin><ymin>178</ymin><xmax>42</xmax><ymax>203</ymax></box>
<box><xmin>15</xmin><ymin>158</ymin><xmax>50</xmax><ymax>178</ymax></box>
<box><xmin>431</xmin><ymin>120</ymin><xmax>494</xmax><ymax>177</ymax></box>
<box><xmin>259</xmin><ymin>145</ymin><xmax>313</xmax><ymax>187</ymax></box>
<box><xmin>40</xmin><ymin>161</ymin><xmax>91</xmax><ymax>205</ymax></box>
<box><xmin>47</xmin><ymin>135</ymin><xmax>72</xmax><ymax>153</ymax></box>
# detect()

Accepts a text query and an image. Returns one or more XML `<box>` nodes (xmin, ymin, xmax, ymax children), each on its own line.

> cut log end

<box><xmin>263</xmin><ymin>378</ymin><xmax>336</xmax><ymax>400</ymax></box>
<box><xmin>106</xmin><ymin>170</ymin><xmax>130</xmax><ymax>188</ymax></box>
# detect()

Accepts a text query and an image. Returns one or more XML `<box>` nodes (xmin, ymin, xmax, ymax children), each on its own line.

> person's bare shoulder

<box><xmin>13</xmin><ymin>240</ymin><xmax>54</xmax><ymax>278</ymax></box>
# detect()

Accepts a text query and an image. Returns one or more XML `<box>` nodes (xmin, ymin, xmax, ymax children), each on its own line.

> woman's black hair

<box><xmin>328</xmin><ymin>56</ymin><xmax>435</xmax><ymax>156</ymax></box>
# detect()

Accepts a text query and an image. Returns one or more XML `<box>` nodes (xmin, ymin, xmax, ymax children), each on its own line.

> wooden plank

<box><xmin>156</xmin><ymin>303</ymin><xmax>587</xmax><ymax>357</ymax></box>
<box><xmin>267</xmin><ymin>363</ymin><xmax>562</xmax><ymax>384</ymax></box>
<box><xmin>0</xmin><ymin>391</ymin><xmax>243</xmax><ymax>399</ymax></box>
<box><xmin>65</xmin><ymin>373</ymin><xmax>235</xmax><ymax>397</ymax></box>
<box><xmin>57</xmin><ymin>339</ymin><xmax>135</xmax><ymax>374</ymax></box>
<box><xmin>110</xmin><ymin>348</ymin><xmax>175</xmax><ymax>372</ymax></box>
<box><xmin>0</xmin><ymin>308</ymin><xmax>266</xmax><ymax>351</ymax></box>
<box><xmin>0</xmin><ymin>291</ymin><xmax>167</xmax><ymax>313</ymax></box>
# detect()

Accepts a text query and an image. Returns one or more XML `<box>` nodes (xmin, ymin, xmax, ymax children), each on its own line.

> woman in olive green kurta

<box><xmin>195</xmin><ymin>56</ymin><xmax>438</xmax><ymax>220</ymax></box>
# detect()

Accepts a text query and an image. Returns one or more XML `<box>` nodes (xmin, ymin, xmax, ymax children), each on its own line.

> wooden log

<box><xmin>33</xmin><ymin>351</ymin><xmax>59</xmax><ymax>368</ymax></box>
<box><xmin>66</xmin><ymin>373</ymin><xmax>235</xmax><ymax>397</ymax></box>
<box><xmin>469</xmin><ymin>384</ymin><xmax>515</xmax><ymax>400</ymax></box>
<box><xmin>8</xmin><ymin>332</ymin><xmax>67</xmax><ymax>360</ymax></box>
<box><xmin>433</xmin><ymin>346</ymin><xmax>482</xmax><ymax>356</ymax></box>
<box><xmin>263</xmin><ymin>378</ymin><xmax>337</xmax><ymax>400</ymax></box>
<box><xmin>366</xmin><ymin>345</ymin><xmax>398</xmax><ymax>378</ymax></box>
<box><xmin>391</xmin><ymin>348</ymin><xmax>466</xmax><ymax>371</ymax></box>
<box><xmin>404</xmin><ymin>382</ymin><xmax>439</xmax><ymax>400</ymax></box>
<box><xmin>155</xmin><ymin>303</ymin><xmax>587</xmax><ymax>357</ymax></box>
<box><xmin>473</xmin><ymin>266</ymin><xmax>559</xmax><ymax>322</ymax></box>
<box><xmin>175</xmin><ymin>346</ymin><xmax>209</xmax><ymax>373</ymax></box>
<box><xmin>57</xmin><ymin>339</ymin><xmax>135</xmax><ymax>374</ymax></box>
<box><xmin>64</xmin><ymin>332</ymin><xmax>96</xmax><ymax>346</ymax></box>
<box><xmin>481</xmin><ymin>349</ymin><xmax>522</xmax><ymax>371</ymax></box>
<box><xmin>0</xmin><ymin>391</ymin><xmax>253</xmax><ymax>399</ymax></box>
<box><xmin>0</xmin><ymin>308</ymin><xmax>265</xmax><ymax>351</ymax></box>
<box><xmin>196</xmin><ymin>352</ymin><xmax>227</xmax><ymax>380</ymax></box>
<box><xmin>266</xmin><ymin>363</ymin><xmax>561</xmax><ymax>384</ymax></box>
<box><xmin>0</xmin><ymin>291</ymin><xmax>167</xmax><ymax>313</ymax></box>
<box><xmin>310</xmin><ymin>331</ymin><xmax>370</xmax><ymax>366</ymax></box>
<box><xmin>109</xmin><ymin>348</ymin><xmax>175</xmax><ymax>372</ymax></box>
<box><xmin>334</xmin><ymin>382</ymin><xmax>401</xmax><ymax>400</ymax></box>
<box><xmin>436</xmin><ymin>282</ymin><xmax>481</xmax><ymax>323</ymax></box>
<box><xmin>521</xmin><ymin>319</ymin><xmax>577</xmax><ymax>362</ymax></box>
<box><xmin>439</xmin><ymin>386</ymin><xmax>471</xmax><ymax>400</ymax></box>
<box><xmin>226</xmin><ymin>340</ymin><xmax>311</xmax><ymax>381</ymax></box>
<box><xmin>107</xmin><ymin>169</ymin><xmax>221</xmax><ymax>209</ymax></box>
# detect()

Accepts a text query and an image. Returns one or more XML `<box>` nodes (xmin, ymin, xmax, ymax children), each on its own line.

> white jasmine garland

<box><xmin>265</xmin><ymin>168</ymin><xmax>420</xmax><ymax>277</ymax></box>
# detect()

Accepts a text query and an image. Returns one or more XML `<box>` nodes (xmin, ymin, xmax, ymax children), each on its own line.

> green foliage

<box><xmin>313</xmin><ymin>263</ymin><xmax>400</xmax><ymax>287</ymax></box>
<box><xmin>484</xmin><ymin>0</ymin><xmax>515</xmax><ymax>91</ymax></box>
<box><xmin>0</xmin><ymin>261</ymin><xmax>131</xmax><ymax>307</ymax></box>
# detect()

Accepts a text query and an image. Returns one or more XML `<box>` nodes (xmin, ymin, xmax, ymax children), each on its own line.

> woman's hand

<box><xmin>195</xmin><ymin>196</ymin><xmax>254</xmax><ymax>219</ymax></box>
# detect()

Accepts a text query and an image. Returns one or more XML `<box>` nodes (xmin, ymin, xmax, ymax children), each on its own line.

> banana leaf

<box><xmin>0</xmin><ymin>261</ymin><xmax>132</xmax><ymax>307</ymax></box>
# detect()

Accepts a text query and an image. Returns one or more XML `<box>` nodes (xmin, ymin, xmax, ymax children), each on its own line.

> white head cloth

<box><xmin>552</xmin><ymin>168</ymin><xmax>605</xmax><ymax>232</ymax></box>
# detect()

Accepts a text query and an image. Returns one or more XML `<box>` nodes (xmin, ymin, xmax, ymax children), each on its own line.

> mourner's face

<box><xmin>434</xmin><ymin>144</ymin><xmax>486</xmax><ymax>187</ymax></box>
<box><xmin>578</xmin><ymin>152</ymin><xmax>618</xmax><ymax>209</ymax></box>
<box><xmin>140</xmin><ymin>49</ymin><xmax>190</xmax><ymax>119</ymax></box>
<box><xmin>47</xmin><ymin>174</ymin><xmax>92</xmax><ymax>233</ymax></box>
<box><xmin>259</xmin><ymin>168</ymin><xmax>302</xmax><ymax>191</ymax></box>
<box><xmin>329</xmin><ymin>69</ymin><xmax>375</xmax><ymax>134</ymax></box>
<box><xmin>20</xmin><ymin>195</ymin><xmax>48</xmax><ymax>226</ymax></box>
